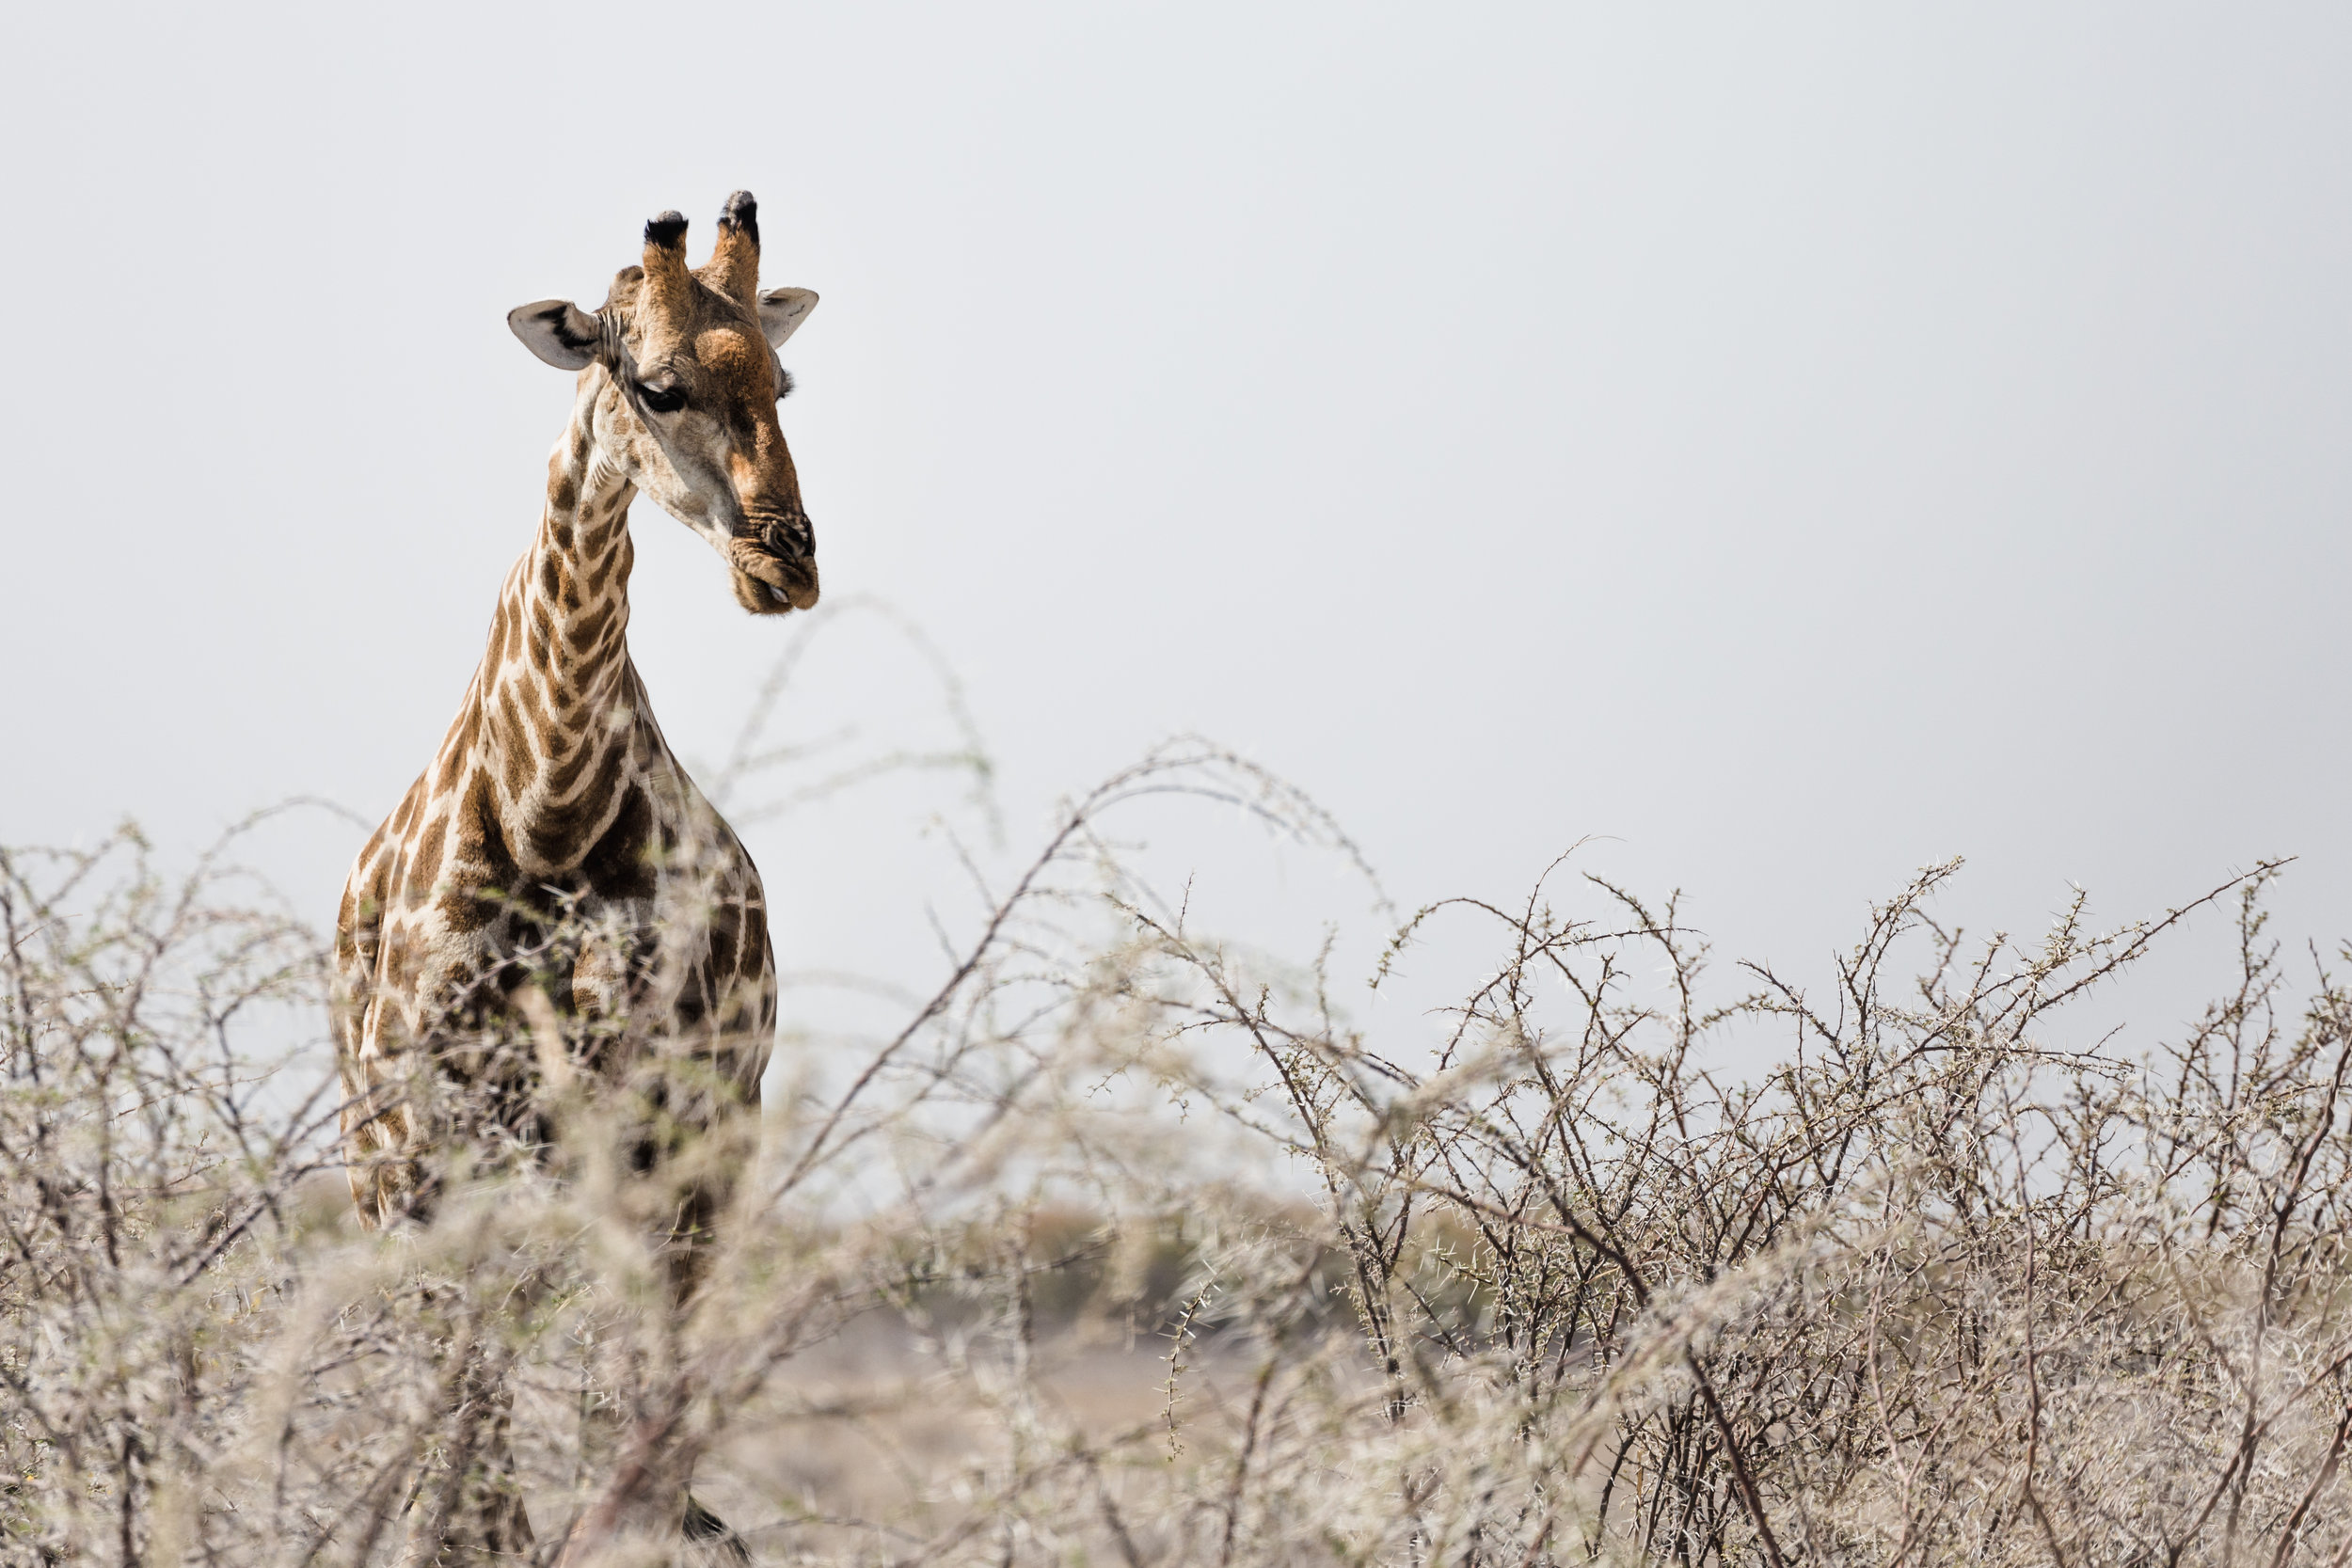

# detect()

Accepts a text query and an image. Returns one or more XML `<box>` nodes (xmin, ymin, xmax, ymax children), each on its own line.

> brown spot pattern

<box><xmin>331</xmin><ymin>369</ymin><xmax>779</xmax><ymax>1240</ymax></box>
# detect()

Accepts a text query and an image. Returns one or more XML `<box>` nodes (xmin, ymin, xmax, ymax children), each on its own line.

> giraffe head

<box><xmin>508</xmin><ymin>192</ymin><xmax>822</xmax><ymax>615</ymax></box>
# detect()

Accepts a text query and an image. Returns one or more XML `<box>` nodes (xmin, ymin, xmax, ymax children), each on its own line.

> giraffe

<box><xmin>331</xmin><ymin>191</ymin><xmax>818</xmax><ymax>1563</ymax></box>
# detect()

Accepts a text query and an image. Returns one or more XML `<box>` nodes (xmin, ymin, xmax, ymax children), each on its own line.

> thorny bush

<box><xmin>7</xmin><ymin>617</ymin><xmax>2352</xmax><ymax>1565</ymax></box>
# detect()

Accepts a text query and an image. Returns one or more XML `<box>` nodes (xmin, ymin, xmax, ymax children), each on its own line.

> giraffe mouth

<box><xmin>725</xmin><ymin>536</ymin><xmax>819</xmax><ymax>615</ymax></box>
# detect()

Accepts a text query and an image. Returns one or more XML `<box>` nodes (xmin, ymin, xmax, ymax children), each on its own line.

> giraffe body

<box><xmin>333</xmin><ymin>391</ymin><xmax>777</xmax><ymax>1226</ymax></box>
<box><xmin>330</xmin><ymin>192</ymin><xmax>818</xmax><ymax>1564</ymax></box>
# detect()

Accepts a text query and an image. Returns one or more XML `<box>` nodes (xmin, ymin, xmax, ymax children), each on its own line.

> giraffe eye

<box><xmin>639</xmin><ymin>382</ymin><xmax>687</xmax><ymax>415</ymax></box>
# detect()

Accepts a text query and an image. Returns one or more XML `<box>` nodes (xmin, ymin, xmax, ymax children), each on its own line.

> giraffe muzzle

<box><xmin>725</xmin><ymin>521</ymin><xmax>819</xmax><ymax>614</ymax></box>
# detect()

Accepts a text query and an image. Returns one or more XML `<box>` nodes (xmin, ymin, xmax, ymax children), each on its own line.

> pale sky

<box><xmin>7</xmin><ymin>4</ymin><xmax>2350</xmax><ymax>1055</ymax></box>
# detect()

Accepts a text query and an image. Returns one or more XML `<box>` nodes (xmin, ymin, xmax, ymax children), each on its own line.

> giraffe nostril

<box><xmin>752</xmin><ymin>514</ymin><xmax>814</xmax><ymax>562</ymax></box>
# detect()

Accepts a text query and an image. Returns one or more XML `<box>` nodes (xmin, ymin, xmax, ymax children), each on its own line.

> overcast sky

<box><xmin>7</xmin><ymin>4</ymin><xmax>2350</xmax><ymax>1056</ymax></box>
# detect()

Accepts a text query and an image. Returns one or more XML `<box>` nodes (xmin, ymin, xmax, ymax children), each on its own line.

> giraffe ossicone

<box><xmin>332</xmin><ymin>190</ymin><xmax>818</xmax><ymax>1564</ymax></box>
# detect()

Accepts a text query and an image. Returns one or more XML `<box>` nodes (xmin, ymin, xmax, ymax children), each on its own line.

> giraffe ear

<box><xmin>507</xmin><ymin>299</ymin><xmax>602</xmax><ymax>371</ymax></box>
<box><xmin>756</xmin><ymin>287</ymin><xmax>818</xmax><ymax>348</ymax></box>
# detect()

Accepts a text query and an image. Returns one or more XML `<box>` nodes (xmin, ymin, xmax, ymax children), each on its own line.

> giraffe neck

<box><xmin>466</xmin><ymin>380</ymin><xmax>656</xmax><ymax>876</ymax></box>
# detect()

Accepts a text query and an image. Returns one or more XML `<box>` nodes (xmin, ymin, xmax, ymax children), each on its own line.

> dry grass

<box><xmin>8</xmin><ymin>614</ymin><xmax>2352</xmax><ymax>1565</ymax></box>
